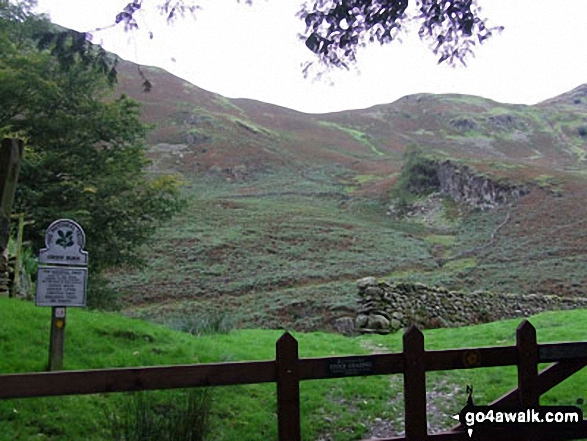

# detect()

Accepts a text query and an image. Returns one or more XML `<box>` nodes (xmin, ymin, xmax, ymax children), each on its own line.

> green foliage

<box><xmin>396</xmin><ymin>148</ymin><xmax>440</xmax><ymax>195</ymax></box>
<box><xmin>109</xmin><ymin>389</ymin><xmax>211</xmax><ymax>441</ymax></box>
<box><xmin>391</xmin><ymin>147</ymin><xmax>440</xmax><ymax>210</ymax></box>
<box><xmin>86</xmin><ymin>273</ymin><xmax>122</xmax><ymax>311</ymax></box>
<box><xmin>0</xmin><ymin>1</ymin><xmax>184</xmax><ymax>304</ymax></box>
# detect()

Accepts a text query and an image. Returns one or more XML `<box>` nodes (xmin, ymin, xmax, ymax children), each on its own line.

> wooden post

<box><xmin>516</xmin><ymin>320</ymin><xmax>539</xmax><ymax>441</ymax></box>
<box><xmin>48</xmin><ymin>307</ymin><xmax>66</xmax><ymax>371</ymax></box>
<box><xmin>0</xmin><ymin>138</ymin><xmax>24</xmax><ymax>297</ymax></box>
<box><xmin>276</xmin><ymin>332</ymin><xmax>301</xmax><ymax>441</ymax></box>
<box><xmin>517</xmin><ymin>320</ymin><xmax>539</xmax><ymax>407</ymax></box>
<box><xmin>10</xmin><ymin>213</ymin><xmax>30</xmax><ymax>298</ymax></box>
<box><xmin>403</xmin><ymin>325</ymin><xmax>428</xmax><ymax>440</ymax></box>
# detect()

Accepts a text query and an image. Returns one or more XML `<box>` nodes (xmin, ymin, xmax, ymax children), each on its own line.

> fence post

<box><xmin>517</xmin><ymin>320</ymin><xmax>539</xmax><ymax>408</ymax></box>
<box><xmin>403</xmin><ymin>325</ymin><xmax>428</xmax><ymax>440</ymax></box>
<box><xmin>276</xmin><ymin>332</ymin><xmax>301</xmax><ymax>441</ymax></box>
<box><xmin>516</xmin><ymin>320</ymin><xmax>540</xmax><ymax>441</ymax></box>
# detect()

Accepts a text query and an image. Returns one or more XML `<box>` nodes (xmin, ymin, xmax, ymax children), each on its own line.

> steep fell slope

<box><xmin>109</xmin><ymin>60</ymin><xmax>587</xmax><ymax>331</ymax></box>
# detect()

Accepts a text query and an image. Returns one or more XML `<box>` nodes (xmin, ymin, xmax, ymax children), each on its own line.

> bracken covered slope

<box><xmin>110</xmin><ymin>59</ymin><xmax>587</xmax><ymax>331</ymax></box>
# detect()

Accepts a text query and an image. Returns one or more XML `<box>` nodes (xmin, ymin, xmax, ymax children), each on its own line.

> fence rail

<box><xmin>1</xmin><ymin>320</ymin><xmax>587</xmax><ymax>440</ymax></box>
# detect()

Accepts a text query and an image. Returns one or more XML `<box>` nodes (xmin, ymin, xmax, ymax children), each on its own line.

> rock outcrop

<box><xmin>435</xmin><ymin>160</ymin><xmax>529</xmax><ymax>209</ymax></box>
<box><xmin>390</xmin><ymin>156</ymin><xmax>530</xmax><ymax>214</ymax></box>
<box><xmin>354</xmin><ymin>277</ymin><xmax>587</xmax><ymax>334</ymax></box>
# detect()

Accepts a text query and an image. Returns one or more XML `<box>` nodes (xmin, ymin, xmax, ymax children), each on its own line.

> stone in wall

<box><xmin>354</xmin><ymin>277</ymin><xmax>587</xmax><ymax>334</ymax></box>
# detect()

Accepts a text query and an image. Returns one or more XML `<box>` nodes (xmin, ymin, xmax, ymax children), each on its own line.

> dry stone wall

<box><xmin>354</xmin><ymin>277</ymin><xmax>587</xmax><ymax>334</ymax></box>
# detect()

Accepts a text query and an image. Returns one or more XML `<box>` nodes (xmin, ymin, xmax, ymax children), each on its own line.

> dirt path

<box><xmin>359</xmin><ymin>341</ymin><xmax>464</xmax><ymax>440</ymax></box>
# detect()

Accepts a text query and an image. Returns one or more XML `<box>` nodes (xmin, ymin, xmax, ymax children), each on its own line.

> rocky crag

<box><xmin>353</xmin><ymin>277</ymin><xmax>587</xmax><ymax>334</ymax></box>
<box><xmin>435</xmin><ymin>160</ymin><xmax>529</xmax><ymax>209</ymax></box>
<box><xmin>388</xmin><ymin>158</ymin><xmax>530</xmax><ymax>217</ymax></box>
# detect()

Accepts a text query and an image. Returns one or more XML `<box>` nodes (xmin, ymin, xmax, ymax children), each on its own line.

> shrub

<box><xmin>391</xmin><ymin>147</ymin><xmax>440</xmax><ymax>211</ymax></box>
<box><xmin>86</xmin><ymin>274</ymin><xmax>121</xmax><ymax>311</ymax></box>
<box><xmin>109</xmin><ymin>388</ymin><xmax>212</xmax><ymax>441</ymax></box>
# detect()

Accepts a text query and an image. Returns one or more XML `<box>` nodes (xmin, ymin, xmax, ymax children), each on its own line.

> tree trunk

<box><xmin>0</xmin><ymin>138</ymin><xmax>24</xmax><ymax>297</ymax></box>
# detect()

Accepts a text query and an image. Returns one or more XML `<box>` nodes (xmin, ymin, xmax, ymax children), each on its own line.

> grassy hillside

<box><xmin>106</xmin><ymin>61</ymin><xmax>587</xmax><ymax>330</ymax></box>
<box><xmin>1</xmin><ymin>297</ymin><xmax>587</xmax><ymax>440</ymax></box>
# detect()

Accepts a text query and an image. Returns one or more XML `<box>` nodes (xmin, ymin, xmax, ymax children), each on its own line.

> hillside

<box><xmin>109</xmin><ymin>60</ymin><xmax>587</xmax><ymax>332</ymax></box>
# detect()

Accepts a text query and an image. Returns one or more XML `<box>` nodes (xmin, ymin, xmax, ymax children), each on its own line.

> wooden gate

<box><xmin>1</xmin><ymin>320</ymin><xmax>586</xmax><ymax>440</ymax></box>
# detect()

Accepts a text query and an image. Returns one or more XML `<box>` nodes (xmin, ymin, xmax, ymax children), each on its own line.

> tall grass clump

<box><xmin>109</xmin><ymin>388</ymin><xmax>212</xmax><ymax>441</ymax></box>
<box><xmin>169</xmin><ymin>313</ymin><xmax>234</xmax><ymax>336</ymax></box>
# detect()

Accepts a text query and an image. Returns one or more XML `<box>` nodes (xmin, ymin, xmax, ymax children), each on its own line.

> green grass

<box><xmin>443</xmin><ymin>257</ymin><xmax>477</xmax><ymax>272</ymax></box>
<box><xmin>533</xmin><ymin>174</ymin><xmax>565</xmax><ymax>195</ymax></box>
<box><xmin>230</xmin><ymin>116</ymin><xmax>278</xmax><ymax>138</ymax></box>
<box><xmin>488</xmin><ymin>161</ymin><xmax>525</xmax><ymax>171</ymax></box>
<box><xmin>424</xmin><ymin>235</ymin><xmax>457</xmax><ymax>246</ymax></box>
<box><xmin>213</xmin><ymin>96</ymin><xmax>245</xmax><ymax>115</ymax></box>
<box><xmin>318</xmin><ymin>121</ymin><xmax>386</xmax><ymax>156</ymax></box>
<box><xmin>353</xmin><ymin>174</ymin><xmax>380</xmax><ymax>184</ymax></box>
<box><xmin>2</xmin><ymin>298</ymin><xmax>587</xmax><ymax>440</ymax></box>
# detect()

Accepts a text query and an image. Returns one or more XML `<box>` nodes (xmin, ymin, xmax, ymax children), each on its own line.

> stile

<box><xmin>276</xmin><ymin>332</ymin><xmax>301</xmax><ymax>441</ymax></box>
<box><xmin>403</xmin><ymin>325</ymin><xmax>428</xmax><ymax>441</ymax></box>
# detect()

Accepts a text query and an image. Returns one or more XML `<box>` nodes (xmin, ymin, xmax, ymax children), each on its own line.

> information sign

<box><xmin>36</xmin><ymin>266</ymin><xmax>87</xmax><ymax>307</ymax></box>
<box><xmin>36</xmin><ymin>219</ymin><xmax>89</xmax><ymax>370</ymax></box>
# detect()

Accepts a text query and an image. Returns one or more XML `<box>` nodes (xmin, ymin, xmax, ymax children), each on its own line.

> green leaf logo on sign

<box><xmin>56</xmin><ymin>230</ymin><xmax>74</xmax><ymax>248</ymax></box>
<box><xmin>39</xmin><ymin>219</ymin><xmax>88</xmax><ymax>266</ymax></box>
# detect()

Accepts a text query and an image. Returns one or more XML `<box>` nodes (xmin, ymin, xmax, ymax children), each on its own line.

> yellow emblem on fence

<box><xmin>463</xmin><ymin>350</ymin><xmax>481</xmax><ymax>367</ymax></box>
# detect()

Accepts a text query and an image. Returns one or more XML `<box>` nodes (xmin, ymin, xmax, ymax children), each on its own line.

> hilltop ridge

<box><xmin>116</xmin><ymin>59</ymin><xmax>587</xmax><ymax>180</ymax></box>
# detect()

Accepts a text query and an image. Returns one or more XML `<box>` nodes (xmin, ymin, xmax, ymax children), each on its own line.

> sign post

<box><xmin>36</xmin><ymin>219</ymin><xmax>88</xmax><ymax>371</ymax></box>
<box><xmin>48</xmin><ymin>307</ymin><xmax>67</xmax><ymax>371</ymax></box>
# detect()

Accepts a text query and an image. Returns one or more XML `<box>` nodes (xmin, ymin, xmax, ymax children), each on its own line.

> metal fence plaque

<box><xmin>327</xmin><ymin>356</ymin><xmax>376</xmax><ymax>377</ymax></box>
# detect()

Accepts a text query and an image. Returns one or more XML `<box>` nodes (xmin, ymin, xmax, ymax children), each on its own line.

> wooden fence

<box><xmin>1</xmin><ymin>319</ymin><xmax>587</xmax><ymax>440</ymax></box>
